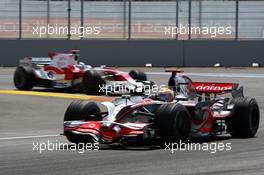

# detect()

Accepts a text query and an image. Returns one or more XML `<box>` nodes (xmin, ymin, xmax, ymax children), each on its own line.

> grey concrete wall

<box><xmin>183</xmin><ymin>40</ymin><xmax>264</xmax><ymax>67</ymax></box>
<box><xmin>0</xmin><ymin>40</ymin><xmax>263</xmax><ymax>67</ymax></box>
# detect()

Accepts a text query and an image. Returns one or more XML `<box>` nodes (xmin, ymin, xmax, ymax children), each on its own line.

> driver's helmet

<box><xmin>157</xmin><ymin>87</ymin><xmax>175</xmax><ymax>102</ymax></box>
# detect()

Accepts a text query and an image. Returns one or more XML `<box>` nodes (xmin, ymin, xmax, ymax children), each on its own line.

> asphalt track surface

<box><xmin>0</xmin><ymin>67</ymin><xmax>264</xmax><ymax>175</ymax></box>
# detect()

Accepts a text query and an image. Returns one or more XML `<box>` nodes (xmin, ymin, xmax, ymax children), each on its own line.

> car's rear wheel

<box><xmin>226</xmin><ymin>97</ymin><xmax>260</xmax><ymax>138</ymax></box>
<box><xmin>82</xmin><ymin>70</ymin><xmax>106</xmax><ymax>95</ymax></box>
<box><xmin>64</xmin><ymin>100</ymin><xmax>101</xmax><ymax>144</ymax></box>
<box><xmin>13</xmin><ymin>66</ymin><xmax>35</xmax><ymax>90</ymax></box>
<box><xmin>129</xmin><ymin>69</ymin><xmax>147</xmax><ymax>81</ymax></box>
<box><xmin>155</xmin><ymin>103</ymin><xmax>191</xmax><ymax>147</ymax></box>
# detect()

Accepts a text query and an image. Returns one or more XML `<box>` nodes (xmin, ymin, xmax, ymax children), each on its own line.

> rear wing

<box><xmin>19</xmin><ymin>50</ymin><xmax>80</xmax><ymax>67</ymax></box>
<box><xmin>164</xmin><ymin>67</ymin><xmax>243</xmax><ymax>97</ymax></box>
<box><xmin>192</xmin><ymin>82</ymin><xmax>239</xmax><ymax>94</ymax></box>
<box><xmin>19</xmin><ymin>57</ymin><xmax>51</xmax><ymax>66</ymax></box>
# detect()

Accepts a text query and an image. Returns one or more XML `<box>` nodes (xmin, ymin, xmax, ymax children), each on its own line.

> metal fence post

<box><xmin>175</xmin><ymin>0</ymin><xmax>179</xmax><ymax>40</ymax></box>
<box><xmin>188</xmin><ymin>0</ymin><xmax>191</xmax><ymax>40</ymax></box>
<box><xmin>128</xmin><ymin>0</ymin><xmax>131</xmax><ymax>40</ymax></box>
<box><xmin>123</xmin><ymin>0</ymin><xmax>127</xmax><ymax>39</ymax></box>
<box><xmin>235</xmin><ymin>0</ymin><xmax>239</xmax><ymax>40</ymax></box>
<box><xmin>81</xmin><ymin>0</ymin><xmax>84</xmax><ymax>40</ymax></box>
<box><xmin>47</xmin><ymin>0</ymin><xmax>50</xmax><ymax>38</ymax></box>
<box><xmin>19</xmin><ymin>0</ymin><xmax>22</xmax><ymax>39</ymax></box>
<box><xmin>67</xmin><ymin>0</ymin><xmax>71</xmax><ymax>40</ymax></box>
<box><xmin>198</xmin><ymin>0</ymin><xmax>202</xmax><ymax>38</ymax></box>
<box><xmin>182</xmin><ymin>40</ymin><xmax>185</xmax><ymax>67</ymax></box>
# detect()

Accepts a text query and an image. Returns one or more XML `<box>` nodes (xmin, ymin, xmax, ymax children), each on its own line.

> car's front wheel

<box><xmin>64</xmin><ymin>100</ymin><xmax>102</xmax><ymax>144</ymax></box>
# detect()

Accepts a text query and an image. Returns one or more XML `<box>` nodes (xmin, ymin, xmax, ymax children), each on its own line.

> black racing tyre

<box><xmin>129</xmin><ymin>69</ymin><xmax>147</xmax><ymax>81</ymax></box>
<box><xmin>64</xmin><ymin>100</ymin><xmax>101</xmax><ymax>121</ymax></box>
<box><xmin>13</xmin><ymin>66</ymin><xmax>35</xmax><ymax>90</ymax></box>
<box><xmin>64</xmin><ymin>100</ymin><xmax>101</xmax><ymax>143</ymax></box>
<box><xmin>82</xmin><ymin>70</ymin><xmax>106</xmax><ymax>95</ymax></box>
<box><xmin>155</xmin><ymin>103</ymin><xmax>191</xmax><ymax>146</ymax></box>
<box><xmin>226</xmin><ymin>97</ymin><xmax>260</xmax><ymax>138</ymax></box>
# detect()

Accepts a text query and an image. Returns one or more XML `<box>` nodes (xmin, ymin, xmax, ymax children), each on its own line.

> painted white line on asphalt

<box><xmin>146</xmin><ymin>72</ymin><xmax>264</xmax><ymax>78</ymax></box>
<box><xmin>0</xmin><ymin>134</ymin><xmax>61</xmax><ymax>140</ymax></box>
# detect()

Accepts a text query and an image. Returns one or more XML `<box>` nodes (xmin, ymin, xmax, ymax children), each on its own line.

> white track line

<box><xmin>0</xmin><ymin>134</ymin><xmax>61</xmax><ymax>140</ymax></box>
<box><xmin>146</xmin><ymin>72</ymin><xmax>264</xmax><ymax>78</ymax></box>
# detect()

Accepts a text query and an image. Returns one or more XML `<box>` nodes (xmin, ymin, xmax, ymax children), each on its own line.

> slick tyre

<box><xmin>226</xmin><ymin>97</ymin><xmax>260</xmax><ymax>138</ymax></box>
<box><xmin>82</xmin><ymin>70</ymin><xmax>105</xmax><ymax>95</ymax></box>
<box><xmin>13</xmin><ymin>66</ymin><xmax>35</xmax><ymax>90</ymax></box>
<box><xmin>64</xmin><ymin>100</ymin><xmax>101</xmax><ymax>144</ymax></box>
<box><xmin>129</xmin><ymin>69</ymin><xmax>147</xmax><ymax>81</ymax></box>
<box><xmin>64</xmin><ymin>100</ymin><xmax>101</xmax><ymax>121</ymax></box>
<box><xmin>155</xmin><ymin>103</ymin><xmax>191</xmax><ymax>147</ymax></box>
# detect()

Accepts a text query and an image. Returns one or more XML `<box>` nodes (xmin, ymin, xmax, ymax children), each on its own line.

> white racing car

<box><xmin>13</xmin><ymin>50</ymin><xmax>153</xmax><ymax>95</ymax></box>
